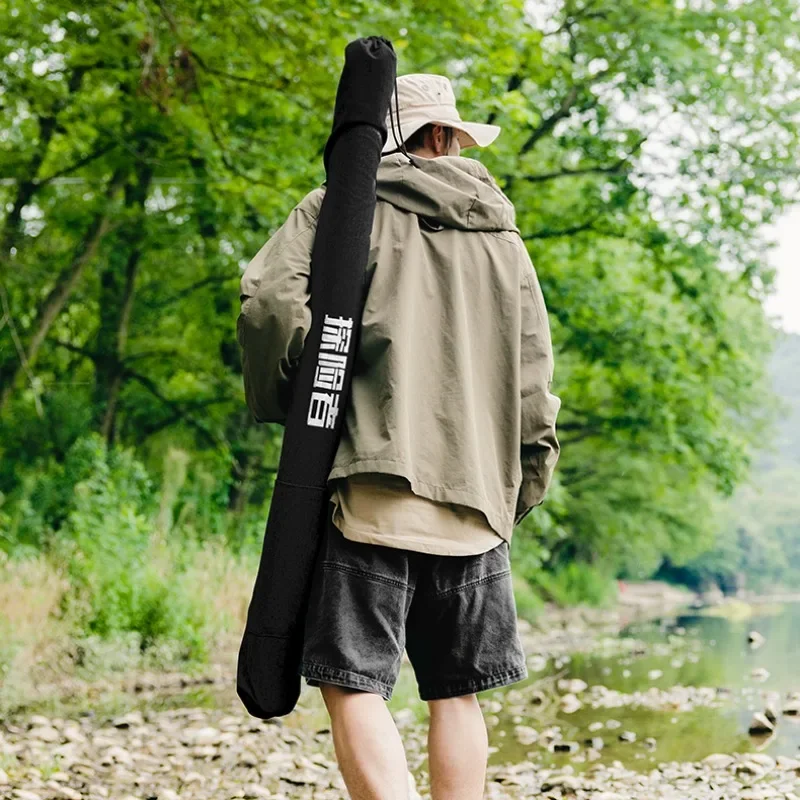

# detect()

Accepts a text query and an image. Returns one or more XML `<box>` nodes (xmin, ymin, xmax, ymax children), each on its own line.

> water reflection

<box><xmin>484</xmin><ymin>602</ymin><xmax>800</xmax><ymax>770</ymax></box>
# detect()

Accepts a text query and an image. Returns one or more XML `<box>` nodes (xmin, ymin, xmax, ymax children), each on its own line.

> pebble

<box><xmin>513</xmin><ymin>725</ymin><xmax>539</xmax><ymax>745</ymax></box>
<box><xmin>551</xmin><ymin>741</ymin><xmax>579</xmax><ymax>753</ymax></box>
<box><xmin>559</xmin><ymin>693</ymin><xmax>583</xmax><ymax>713</ymax></box>
<box><xmin>703</xmin><ymin>753</ymin><xmax>735</xmax><ymax>769</ymax></box>
<box><xmin>557</xmin><ymin>678</ymin><xmax>588</xmax><ymax>694</ymax></box>
<box><xmin>14</xmin><ymin>791</ymin><xmax>41</xmax><ymax>800</ymax></box>
<box><xmin>112</xmin><ymin>711</ymin><xmax>144</xmax><ymax>729</ymax></box>
<box><xmin>586</xmin><ymin>736</ymin><xmax>604</xmax><ymax>750</ymax></box>
<box><xmin>243</xmin><ymin>785</ymin><xmax>271</xmax><ymax>798</ymax></box>
<box><xmin>784</xmin><ymin>700</ymin><xmax>800</xmax><ymax>716</ymax></box>
<box><xmin>237</xmin><ymin>750</ymin><xmax>260</xmax><ymax>767</ymax></box>
<box><xmin>541</xmin><ymin>775</ymin><xmax>581</xmax><ymax>791</ymax></box>
<box><xmin>29</xmin><ymin>726</ymin><xmax>60</xmax><ymax>743</ymax></box>
<box><xmin>183</xmin><ymin>726</ymin><xmax>221</xmax><ymax>746</ymax></box>
<box><xmin>51</xmin><ymin>785</ymin><xmax>81</xmax><ymax>800</ymax></box>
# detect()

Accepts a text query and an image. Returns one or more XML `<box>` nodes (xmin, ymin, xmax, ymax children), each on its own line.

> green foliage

<box><xmin>669</xmin><ymin>334</ymin><xmax>800</xmax><ymax>593</ymax></box>
<box><xmin>533</xmin><ymin>562</ymin><xmax>618</xmax><ymax>608</ymax></box>
<box><xmin>43</xmin><ymin>436</ymin><xmax>200</xmax><ymax>656</ymax></box>
<box><xmin>511</xmin><ymin>573</ymin><xmax>545</xmax><ymax>624</ymax></box>
<box><xmin>0</xmin><ymin>0</ymin><xmax>798</xmax><ymax>615</ymax></box>
<box><xmin>0</xmin><ymin>434</ymin><xmax>253</xmax><ymax>659</ymax></box>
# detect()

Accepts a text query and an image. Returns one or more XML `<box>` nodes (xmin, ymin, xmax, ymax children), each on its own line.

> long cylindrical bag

<box><xmin>237</xmin><ymin>36</ymin><xmax>397</xmax><ymax>720</ymax></box>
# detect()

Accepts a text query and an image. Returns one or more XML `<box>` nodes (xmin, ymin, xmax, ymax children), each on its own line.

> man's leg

<box><xmin>321</xmin><ymin>683</ymin><xmax>410</xmax><ymax>800</ymax></box>
<box><xmin>426</xmin><ymin>693</ymin><xmax>488</xmax><ymax>800</ymax></box>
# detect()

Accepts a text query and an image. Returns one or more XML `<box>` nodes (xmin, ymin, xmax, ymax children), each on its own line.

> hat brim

<box><xmin>451</xmin><ymin>121</ymin><xmax>502</xmax><ymax>149</ymax></box>
<box><xmin>381</xmin><ymin>116</ymin><xmax>501</xmax><ymax>154</ymax></box>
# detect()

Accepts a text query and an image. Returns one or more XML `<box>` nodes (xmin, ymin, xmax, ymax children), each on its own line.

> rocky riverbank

<box><xmin>3</xmin><ymin>588</ymin><xmax>799</xmax><ymax>799</ymax></box>
<box><xmin>1</xmin><ymin>703</ymin><xmax>799</xmax><ymax>800</ymax></box>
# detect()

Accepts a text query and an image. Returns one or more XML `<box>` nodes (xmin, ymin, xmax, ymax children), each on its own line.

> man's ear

<box><xmin>434</xmin><ymin>124</ymin><xmax>445</xmax><ymax>153</ymax></box>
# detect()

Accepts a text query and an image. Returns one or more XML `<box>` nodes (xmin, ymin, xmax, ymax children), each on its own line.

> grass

<box><xmin>0</xmin><ymin>542</ymin><xmax>256</xmax><ymax>714</ymax></box>
<box><xmin>0</xmin><ymin>553</ymin><xmax>68</xmax><ymax>710</ymax></box>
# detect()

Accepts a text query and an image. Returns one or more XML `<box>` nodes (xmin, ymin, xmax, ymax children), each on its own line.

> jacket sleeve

<box><xmin>236</xmin><ymin>190</ymin><xmax>323</xmax><ymax>424</ymax></box>
<box><xmin>514</xmin><ymin>239</ymin><xmax>561</xmax><ymax>526</ymax></box>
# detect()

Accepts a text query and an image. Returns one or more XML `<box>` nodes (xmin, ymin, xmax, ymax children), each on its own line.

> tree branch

<box><xmin>522</xmin><ymin>138</ymin><xmax>646</xmax><ymax>183</ymax></box>
<box><xmin>123</xmin><ymin>366</ymin><xmax>225</xmax><ymax>448</ymax></box>
<box><xmin>35</xmin><ymin>141</ymin><xmax>117</xmax><ymax>186</ymax></box>
<box><xmin>522</xmin><ymin>218</ymin><xmax>599</xmax><ymax>239</ymax></box>
<box><xmin>519</xmin><ymin>84</ymin><xmax>581</xmax><ymax>156</ymax></box>
<box><xmin>144</xmin><ymin>274</ymin><xmax>235</xmax><ymax>309</ymax></box>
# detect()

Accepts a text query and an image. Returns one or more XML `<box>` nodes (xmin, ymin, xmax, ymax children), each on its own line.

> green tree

<box><xmin>1</xmin><ymin>0</ymin><xmax>798</xmax><ymax>604</ymax></box>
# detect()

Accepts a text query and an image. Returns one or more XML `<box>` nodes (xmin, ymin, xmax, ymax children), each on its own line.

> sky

<box><xmin>765</xmin><ymin>207</ymin><xmax>800</xmax><ymax>335</ymax></box>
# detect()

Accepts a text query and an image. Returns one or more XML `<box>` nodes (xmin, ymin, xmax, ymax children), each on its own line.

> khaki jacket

<box><xmin>237</xmin><ymin>152</ymin><xmax>560</xmax><ymax>541</ymax></box>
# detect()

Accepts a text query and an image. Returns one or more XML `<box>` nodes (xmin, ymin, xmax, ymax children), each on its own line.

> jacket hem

<box><xmin>327</xmin><ymin>458</ymin><xmax>515</xmax><ymax>542</ymax></box>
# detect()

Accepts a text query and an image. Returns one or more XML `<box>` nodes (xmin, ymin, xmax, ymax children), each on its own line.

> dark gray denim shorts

<box><xmin>299</xmin><ymin>515</ymin><xmax>528</xmax><ymax>701</ymax></box>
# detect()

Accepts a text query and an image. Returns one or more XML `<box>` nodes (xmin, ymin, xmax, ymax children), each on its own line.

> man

<box><xmin>237</xmin><ymin>73</ymin><xmax>560</xmax><ymax>800</ymax></box>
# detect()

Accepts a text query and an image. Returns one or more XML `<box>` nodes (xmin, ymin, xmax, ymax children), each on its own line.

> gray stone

<box><xmin>13</xmin><ymin>791</ymin><xmax>42</xmax><ymax>800</ymax></box>
<box><xmin>560</xmin><ymin>693</ymin><xmax>583</xmax><ymax>713</ymax></box>
<box><xmin>748</xmin><ymin>712</ymin><xmax>775</xmax><ymax>735</ymax></box>
<box><xmin>703</xmin><ymin>753</ymin><xmax>736</xmax><ymax>769</ymax></box>
<box><xmin>541</xmin><ymin>774</ymin><xmax>581</xmax><ymax>791</ymax></box>
<box><xmin>29</xmin><ymin>727</ymin><xmax>60</xmax><ymax>743</ymax></box>
<box><xmin>182</xmin><ymin>726</ymin><xmax>221</xmax><ymax>746</ymax></box>
<box><xmin>584</xmin><ymin>736</ymin><xmax>604</xmax><ymax>750</ymax></box>
<box><xmin>552</xmin><ymin>741</ymin><xmax>580</xmax><ymax>753</ymax></box>
<box><xmin>243</xmin><ymin>785</ymin><xmax>271</xmax><ymax>799</ymax></box>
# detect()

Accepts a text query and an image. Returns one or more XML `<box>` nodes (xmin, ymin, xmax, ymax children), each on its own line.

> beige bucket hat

<box><xmin>382</xmin><ymin>73</ymin><xmax>502</xmax><ymax>154</ymax></box>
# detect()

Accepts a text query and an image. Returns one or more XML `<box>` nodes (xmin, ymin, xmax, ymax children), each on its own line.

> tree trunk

<box><xmin>0</xmin><ymin>171</ymin><xmax>124</xmax><ymax>412</ymax></box>
<box><xmin>94</xmin><ymin>163</ymin><xmax>153</xmax><ymax>444</ymax></box>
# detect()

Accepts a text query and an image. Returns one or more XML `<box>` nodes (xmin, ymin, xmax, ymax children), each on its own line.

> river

<box><xmin>482</xmin><ymin>600</ymin><xmax>800</xmax><ymax>771</ymax></box>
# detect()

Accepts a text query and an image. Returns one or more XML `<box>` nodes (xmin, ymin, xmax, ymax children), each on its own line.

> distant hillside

<box><xmin>770</xmin><ymin>332</ymin><xmax>800</xmax><ymax>465</ymax></box>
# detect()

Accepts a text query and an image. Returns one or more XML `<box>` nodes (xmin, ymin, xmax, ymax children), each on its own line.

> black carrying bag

<box><xmin>237</xmin><ymin>36</ymin><xmax>398</xmax><ymax>720</ymax></box>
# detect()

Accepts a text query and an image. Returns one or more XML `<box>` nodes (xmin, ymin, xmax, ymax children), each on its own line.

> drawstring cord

<box><xmin>387</xmin><ymin>73</ymin><xmax>415</xmax><ymax>166</ymax></box>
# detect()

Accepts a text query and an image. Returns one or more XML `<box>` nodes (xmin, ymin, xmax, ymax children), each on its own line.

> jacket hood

<box><xmin>375</xmin><ymin>152</ymin><xmax>519</xmax><ymax>233</ymax></box>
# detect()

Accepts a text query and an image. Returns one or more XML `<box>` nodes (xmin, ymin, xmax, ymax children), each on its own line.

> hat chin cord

<box><xmin>388</xmin><ymin>75</ymin><xmax>417</xmax><ymax>166</ymax></box>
